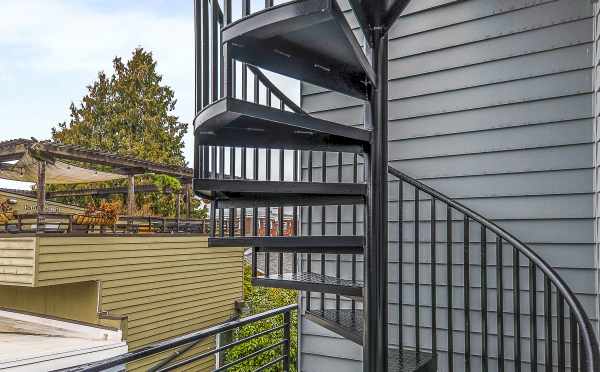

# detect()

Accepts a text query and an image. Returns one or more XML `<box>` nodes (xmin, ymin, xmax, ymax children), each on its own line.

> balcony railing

<box><xmin>58</xmin><ymin>304</ymin><xmax>297</xmax><ymax>372</ymax></box>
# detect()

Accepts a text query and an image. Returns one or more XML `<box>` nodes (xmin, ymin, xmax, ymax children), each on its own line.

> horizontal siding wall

<box><xmin>300</xmin><ymin>0</ymin><xmax>597</xmax><ymax>371</ymax></box>
<box><xmin>0</xmin><ymin>237</ymin><xmax>35</xmax><ymax>286</ymax></box>
<box><xmin>36</xmin><ymin>235</ymin><xmax>244</xmax><ymax>371</ymax></box>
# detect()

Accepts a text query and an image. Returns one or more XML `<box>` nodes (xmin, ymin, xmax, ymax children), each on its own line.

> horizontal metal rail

<box><xmin>56</xmin><ymin>304</ymin><xmax>297</xmax><ymax>372</ymax></box>
<box><xmin>154</xmin><ymin>324</ymin><xmax>286</xmax><ymax>372</ymax></box>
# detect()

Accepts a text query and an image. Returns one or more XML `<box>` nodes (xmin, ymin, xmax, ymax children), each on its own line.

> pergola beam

<box><xmin>34</xmin><ymin>141</ymin><xmax>192</xmax><ymax>179</ymax></box>
<box><xmin>46</xmin><ymin>184</ymin><xmax>169</xmax><ymax>198</ymax></box>
<box><xmin>0</xmin><ymin>139</ymin><xmax>193</xmax><ymax>181</ymax></box>
<box><xmin>0</xmin><ymin>139</ymin><xmax>30</xmax><ymax>162</ymax></box>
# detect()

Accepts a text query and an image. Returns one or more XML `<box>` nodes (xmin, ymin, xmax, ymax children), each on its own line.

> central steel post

<box><xmin>364</xmin><ymin>29</ymin><xmax>389</xmax><ymax>371</ymax></box>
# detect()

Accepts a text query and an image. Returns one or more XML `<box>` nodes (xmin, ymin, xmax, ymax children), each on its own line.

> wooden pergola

<box><xmin>0</xmin><ymin>139</ymin><xmax>195</xmax><ymax>218</ymax></box>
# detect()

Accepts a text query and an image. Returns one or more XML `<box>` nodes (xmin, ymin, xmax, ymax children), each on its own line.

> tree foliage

<box><xmin>225</xmin><ymin>264</ymin><xmax>298</xmax><ymax>371</ymax></box>
<box><xmin>50</xmin><ymin>48</ymin><xmax>198</xmax><ymax>216</ymax></box>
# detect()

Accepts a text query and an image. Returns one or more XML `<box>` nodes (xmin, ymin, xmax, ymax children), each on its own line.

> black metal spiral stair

<box><xmin>194</xmin><ymin>1</ymin><xmax>600</xmax><ymax>372</ymax></box>
<box><xmin>194</xmin><ymin>1</ymin><xmax>435</xmax><ymax>371</ymax></box>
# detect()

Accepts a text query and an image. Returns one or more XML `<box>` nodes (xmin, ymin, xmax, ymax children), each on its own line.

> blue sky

<box><xmin>0</xmin><ymin>0</ymin><xmax>298</xmax><ymax>189</ymax></box>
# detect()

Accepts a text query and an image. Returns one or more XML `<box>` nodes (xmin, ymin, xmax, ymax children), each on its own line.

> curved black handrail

<box><xmin>388</xmin><ymin>165</ymin><xmax>600</xmax><ymax>371</ymax></box>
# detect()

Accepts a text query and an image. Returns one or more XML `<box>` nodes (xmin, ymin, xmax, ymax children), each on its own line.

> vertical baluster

<box><xmin>446</xmin><ymin>206</ymin><xmax>453</xmax><ymax>372</ymax></box>
<box><xmin>252</xmin><ymin>247</ymin><xmax>257</xmax><ymax>278</ymax></box>
<box><xmin>430</xmin><ymin>198</ymin><xmax>437</xmax><ymax>356</ymax></box>
<box><xmin>352</xmin><ymin>153</ymin><xmax>358</xmax><ymax>313</ymax></box>
<box><xmin>213</xmin><ymin>148</ymin><xmax>219</xmax><ymax>237</ymax></box>
<box><xmin>292</xmin><ymin>150</ymin><xmax>298</xmax><ymax>274</ymax></box>
<box><xmin>557</xmin><ymin>293</ymin><xmax>565</xmax><ymax>372</ymax></box>
<box><xmin>530</xmin><ymin>262</ymin><xmax>538</xmax><ymax>372</ymax></box>
<box><xmin>307</xmin><ymin>151</ymin><xmax>313</xmax><ymax>311</ymax></box>
<box><xmin>253</xmin><ymin>69</ymin><xmax>259</xmax><ymax>104</ymax></box>
<box><xmin>241</xmin><ymin>0</ymin><xmax>249</xmax><ymax>99</ymax></box>
<box><xmin>266</xmin><ymin>88</ymin><xmax>271</xmax><ymax>107</ymax></box>
<box><xmin>240</xmin><ymin>148</ymin><xmax>246</xmax><ymax>236</ymax></box>
<box><xmin>481</xmin><ymin>226</ymin><xmax>488</xmax><ymax>372</ymax></box>
<box><xmin>497</xmin><ymin>237</ymin><xmax>505</xmax><ymax>371</ymax></box>
<box><xmin>544</xmin><ymin>278</ymin><xmax>553</xmax><ymax>372</ymax></box>
<box><xmin>414</xmin><ymin>188</ymin><xmax>420</xmax><ymax>353</ymax></box>
<box><xmin>514</xmin><ymin>248</ymin><xmax>521</xmax><ymax>372</ymax></box>
<box><xmin>336</xmin><ymin>152</ymin><xmax>342</xmax><ymax>313</ymax></box>
<box><xmin>320</xmin><ymin>151</ymin><xmax>326</xmax><ymax>312</ymax></box>
<box><xmin>265</xmin><ymin>0</ymin><xmax>273</xmax><ymax>8</ymax></box>
<box><xmin>229</xmin><ymin>147</ymin><xmax>235</xmax><ymax>235</ymax></box>
<box><xmin>229</xmin><ymin>146</ymin><xmax>235</xmax><ymax>180</ymax></box>
<box><xmin>570</xmin><ymin>310</ymin><xmax>579</xmax><ymax>372</ymax></box>
<box><xmin>203</xmin><ymin>146</ymin><xmax>210</xmax><ymax>178</ymax></box>
<box><xmin>278</xmin><ymin>149</ymin><xmax>284</xmax><ymax>274</ymax></box>
<box><xmin>464</xmin><ymin>215</ymin><xmax>471</xmax><ymax>372</ymax></box>
<box><xmin>200</xmin><ymin>0</ymin><xmax>209</xmax><ymax>108</ymax></box>
<box><xmin>253</xmin><ymin>147</ymin><xmax>259</xmax><ymax>236</ymax></box>
<box><xmin>398</xmin><ymin>180</ymin><xmax>404</xmax><ymax>349</ymax></box>
<box><xmin>211</xmin><ymin>146</ymin><xmax>217</xmax><ymax>178</ymax></box>
<box><xmin>229</xmin><ymin>208</ymin><xmax>235</xmax><ymax>237</ymax></box>
<box><xmin>221</xmin><ymin>0</ymin><xmax>232</xmax><ymax>98</ymax></box>
<box><xmin>219</xmin><ymin>4</ymin><xmax>225</xmax><ymax>98</ymax></box>
<box><xmin>211</xmin><ymin>0</ymin><xmax>218</xmax><ymax>103</ymax></box>
<box><xmin>265</xmin><ymin>149</ymin><xmax>271</xmax><ymax>276</ymax></box>
<box><xmin>219</xmin><ymin>146</ymin><xmax>225</xmax><ymax>179</ymax></box>
<box><xmin>241</xmin><ymin>64</ymin><xmax>247</xmax><ymax>98</ymax></box>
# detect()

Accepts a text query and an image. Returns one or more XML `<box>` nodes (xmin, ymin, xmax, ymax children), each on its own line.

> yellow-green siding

<box><xmin>0</xmin><ymin>237</ymin><xmax>35</xmax><ymax>286</ymax></box>
<box><xmin>0</xmin><ymin>235</ymin><xmax>244</xmax><ymax>371</ymax></box>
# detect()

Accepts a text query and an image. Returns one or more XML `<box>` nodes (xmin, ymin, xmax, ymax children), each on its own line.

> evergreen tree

<box><xmin>51</xmin><ymin>48</ymin><xmax>202</xmax><ymax>217</ymax></box>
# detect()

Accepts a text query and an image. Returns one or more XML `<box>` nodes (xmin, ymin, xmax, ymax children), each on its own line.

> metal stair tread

<box><xmin>253</xmin><ymin>272</ymin><xmax>363</xmax><ymax>297</ymax></box>
<box><xmin>194</xmin><ymin>97</ymin><xmax>370</xmax><ymax>153</ymax></box>
<box><xmin>194</xmin><ymin>177</ymin><xmax>366</xmax><ymax>208</ymax></box>
<box><xmin>305</xmin><ymin>309</ymin><xmax>436</xmax><ymax>372</ymax></box>
<box><xmin>221</xmin><ymin>0</ymin><xmax>375</xmax><ymax>99</ymax></box>
<box><xmin>208</xmin><ymin>235</ymin><xmax>364</xmax><ymax>250</ymax></box>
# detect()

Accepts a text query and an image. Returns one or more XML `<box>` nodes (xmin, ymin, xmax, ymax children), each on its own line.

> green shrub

<box><xmin>224</xmin><ymin>264</ymin><xmax>298</xmax><ymax>371</ymax></box>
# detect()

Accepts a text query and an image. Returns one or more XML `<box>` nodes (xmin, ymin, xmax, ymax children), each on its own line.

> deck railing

<box><xmin>57</xmin><ymin>304</ymin><xmax>297</xmax><ymax>372</ymax></box>
<box><xmin>0</xmin><ymin>213</ymin><xmax>208</xmax><ymax>235</ymax></box>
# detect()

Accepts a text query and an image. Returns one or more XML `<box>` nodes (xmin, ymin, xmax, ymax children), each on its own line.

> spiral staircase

<box><xmin>193</xmin><ymin>1</ymin><xmax>600</xmax><ymax>371</ymax></box>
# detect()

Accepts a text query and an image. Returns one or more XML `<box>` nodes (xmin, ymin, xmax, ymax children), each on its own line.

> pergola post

<box><xmin>36</xmin><ymin>160</ymin><xmax>46</xmax><ymax>231</ymax></box>
<box><xmin>176</xmin><ymin>193</ymin><xmax>181</xmax><ymax>232</ymax></box>
<box><xmin>127</xmin><ymin>174</ymin><xmax>135</xmax><ymax>216</ymax></box>
<box><xmin>185</xmin><ymin>182</ymin><xmax>192</xmax><ymax>220</ymax></box>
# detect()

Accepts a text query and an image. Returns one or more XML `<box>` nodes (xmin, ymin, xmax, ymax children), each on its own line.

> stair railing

<box><xmin>388</xmin><ymin>165</ymin><xmax>600</xmax><ymax>372</ymax></box>
<box><xmin>196</xmin><ymin>2</ymin><xmax>365</xmax><ymax>317</ymax></box>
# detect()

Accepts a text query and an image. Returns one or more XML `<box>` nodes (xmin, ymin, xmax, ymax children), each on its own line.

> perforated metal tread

<box><xmin>208</xmin><ymin>236</ymin><xmax>364</xmax><ymax>252</ymax></box>
<box><xmin>194</xmin><ymin>98</ymin><xmax>370</xmax><ymax>153</ymax></box>
<box><xmin>306</xmin><ymin>309</ymin><xmax>436</xmax><ymax>371</ymax></box>
<box><xmin>194</xmin><ymin>177</ymin><xmax>366</xmax><ymax>208</ymax></box>
<box><xmin>388</xmin><ymin>349</ymin><xmax>437</xmax><ymax>372</ymax></box>
<box><xmin>306</xmin><ymin>309</ymin><xmax>363</xmax><ymax>344</ymax></box>
<box><xmin>253</xmin><ymin>272</ymin><xmax>363</xmax><ymax>297</ymax></box>
<box><xmin>221</xmin><ymin>0</ymin><xmax>375</xmax><ymax>99</ymax></box>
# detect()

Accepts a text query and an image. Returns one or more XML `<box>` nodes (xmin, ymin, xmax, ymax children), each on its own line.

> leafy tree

<box><xmin>50</xmin><ymin>48</ymin><xmax>200</xmax><ymax>216</ymax></box>
<box><xmin>225</xmin><ymin>264</ymin><xmax>298</xmax><ymax>371</ymax></box>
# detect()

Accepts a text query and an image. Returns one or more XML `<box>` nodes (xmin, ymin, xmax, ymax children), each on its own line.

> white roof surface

<box><xmin>0</xmin><ymin>310</ymin><xmax>127</xmax><ymax>371</ymax></box>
